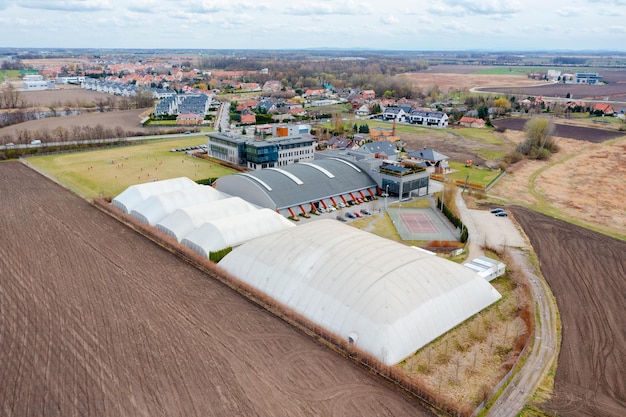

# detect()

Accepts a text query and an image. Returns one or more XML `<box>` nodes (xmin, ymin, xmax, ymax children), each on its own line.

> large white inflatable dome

<box><xmin>218</xmin><ymin>219</ymin><xmax>501</xmax><ymax>365</ymax></box>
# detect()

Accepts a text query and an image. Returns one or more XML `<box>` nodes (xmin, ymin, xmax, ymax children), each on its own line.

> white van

<box><xmin>30</xmin><ymin>140</ymin><xmax>42</xmax><ymax>145</ymax></box>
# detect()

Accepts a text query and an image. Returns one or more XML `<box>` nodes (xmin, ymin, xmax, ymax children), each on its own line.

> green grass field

<box><xmin>472</xmin><ymin>67</ymin><xmax>561</xmax><ymax>75</ymax></box>
<box><xmin>0</xmin><ymin>69</ymin><xmax>20</xmax><ymax>83</ymax></box>
<box><xmin>28</xmin><ymin>137</ymin><xmax>238</xmax><ymax>198</ymax></box>
<box><xmin>444</xmin><ymin>161</ymin><xmax>502</xmax><ymax>187</ymax></box>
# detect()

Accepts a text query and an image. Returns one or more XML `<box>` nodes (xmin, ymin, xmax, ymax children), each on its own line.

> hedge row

<box><xmin>438</xmin><ymin>197</ymin><xmax>468</xmax><ymax>244</ymax></box>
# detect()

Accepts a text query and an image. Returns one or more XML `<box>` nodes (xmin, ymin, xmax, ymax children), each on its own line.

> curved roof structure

<box><xmin>156</xmin><ymin>197</ymin><xmax>258</xmax><ymax>242</ymax></box>
<box><xmin>130</xmin><ymin>186</ymin><xmax>224</xmax><ymax>226</ymax></box>
<box><xmin>214</xmin><ymin>159</ymin><xmax>377</xmax><ymax>210</ymax></box>
<box><xmin>112</xmin><ymin>177</ymin><xmax>198</xmax><ymax>213</ymax></box>
<box><xmin>218</xmin><ymin>220</ymin><xmax>501</xmax><ymax>365</ymax></box>
<box><xmin>181</xmin><ymin>209</ymin><xmax>295</xmax><ymax>256</ymax></box>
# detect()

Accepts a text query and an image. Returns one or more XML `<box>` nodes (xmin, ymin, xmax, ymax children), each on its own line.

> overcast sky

<box><xmin>0</xmin><ymin>0</ymin><xmax>625</xmax><ymax>51</ymax></box>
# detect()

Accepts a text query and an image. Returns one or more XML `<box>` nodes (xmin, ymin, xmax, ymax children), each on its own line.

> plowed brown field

<box><xmin>511</xmin><ymin>207</ymin><xmax>626</xmax><ymax>417</ymax></box>
<box><xmin>0</xmin><ymin>161</ymin><xmax>434</xmax><ymax>417</ymax></box>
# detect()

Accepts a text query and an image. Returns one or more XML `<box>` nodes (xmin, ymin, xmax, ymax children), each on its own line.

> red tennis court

<box><xmin>399</xmin><ymin>212</ymin><xmax>439</xmax><ymax>234</ymax></box>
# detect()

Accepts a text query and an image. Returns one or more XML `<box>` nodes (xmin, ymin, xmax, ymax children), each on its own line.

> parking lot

<box><xmin>293</xmin><ymin>196</ymin><xmax>389</xmax><ymax>224</ymax></box>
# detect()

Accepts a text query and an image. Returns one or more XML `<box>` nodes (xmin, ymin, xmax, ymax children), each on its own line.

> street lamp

<box><xmin>384</xmin><ymin>184</ymin><xmax>389</xmax><ymax>212</ymax></box>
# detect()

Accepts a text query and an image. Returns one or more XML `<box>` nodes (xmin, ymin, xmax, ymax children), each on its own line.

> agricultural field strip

<box><xmin>0</xmin><ymin>161</ymin><xmax>433</xmax><ymax>417</ymax></box>
<box><xmin>512</xmin><ymin>208</ymin><xmax>626</xmax><ymax>417</ymax></box>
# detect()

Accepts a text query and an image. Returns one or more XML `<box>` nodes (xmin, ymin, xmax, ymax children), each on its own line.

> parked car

<box><xmin>317</xmin><ymin>207</ymin><xmax>326</xmax><ymax>213</ymax></box>
<box><xmin>360</xmin><ymin>209</ymin><xmax>372</xmax><ymax>215</ymax></box>
<box><xmin>345</xmin><ymin>212</ymin><xmax>356</xmax><ymax>219</ymax></box>
<box><xmin>327</xmin><ymin>206</ymin><xmax>337</xmax><ymax>212</ymax></box>
<box><xmin>495</xmin><ymin>211</ymin><xmax>508</xmax><ymax>217</ymax></box>
<box><xmin>337</xmin><ymin>202</ymin><xmax>346</xmax><ymax>208</ymax></box>
<box><xmin>336</xmin><ymin>215</ymin><xmax>347</xmax><ymax>222</ymax></box>
<box><xmin>353</xmin><ymin>212</ymin><xmax>362</xmax><ymax>218</ymax></box>
<box><xmin>490</xmin><ymin>208</ymin><xmax>505</xmax><ymax>213</ymax></box>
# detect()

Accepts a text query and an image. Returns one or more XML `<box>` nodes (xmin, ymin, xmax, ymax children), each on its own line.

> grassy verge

<box><xmin>27</xmin><ymin>137</ymin><xmax>238</xmax><ymax>198</ymax></box>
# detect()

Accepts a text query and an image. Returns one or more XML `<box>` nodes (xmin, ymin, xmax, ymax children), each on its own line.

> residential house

<box><xmin>176</xmin><ymin>113</ymin><xmax>204</xmax><ymax>125</ymax></box>
<box><xmin>262</xmin><ymin>80</ymin><xmax>283</xmax><ymax>92</ymax></box>
<box><xmin>326</xmin><ymin>136</ymin><xmax>354</xmax><ymax>149</ymax></box>
<box><xmin>458</xmin><ymin>116</ymin><xmax>486</xmax><ymax>128</ymax></box>
<box><xmin>355</xmin><ymin>104</ymin><xmax>371</xmax><ymax>116</ymax></box>
<box><xmin>406</xmin><ymin>147</ymin><xmax>450</xmax><ymax>174</ymax></box>
<box><xmin>362</xmin><ymin>90</ymin><xmax>376</xmax><ymax>100</ymax></box>
<box><xmin>240</xmin><ymin>109</ymin><xmax>256</xmax><ymax>125</ymax></box>
<box><xmin>359</xmin><ymin>141</ymin><xmax>398</xmax><ymax>161</ymax></box>
<box><xmin>303</xmin><ymin>89</ymin><xmax>325</xmax><ymax>98</ymax></box>
<box><xmin>383</xmin><ymin>106</ymin><xmax>412</xmax><ymax>122</ymax></box>
<box><xmin>409</xmin><ymin>110</ymin><xmax>449</xmax><ymax>127</ymax></box>
<box><xmin>594</xmin><ymin>103</ymin><xmax>614</xmax><ymax>115</ymax></box>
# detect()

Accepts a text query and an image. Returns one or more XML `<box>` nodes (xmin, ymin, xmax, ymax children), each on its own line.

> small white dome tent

<box><xmin>156</xmin><ymin>197</ymin><xmax>258</xmax><ymax>242</ymax></box>
<box><xmin>112</xmin><ymin>177</ymin><xmax>198</xmax><ymax>213</ymax></box>
<box><xmin>130</xmin><ymin>186</ymin><xmax>225</xmax><ymax>226</ymax></box>
<box><xmin>218</xmin><ymin>219</ymin><xmax>501</xmax><ymax>366</ymax></box>
<box><xmin>181</xmin><ymin>209</ymin><xmax>295</xmax><ymax>257</ymax></box>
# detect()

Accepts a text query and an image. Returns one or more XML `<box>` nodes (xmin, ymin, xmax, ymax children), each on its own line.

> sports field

<box><xmin>387</xmin><ymin>207</ymin><xmax>459</xmax><ymax>241</ymax></box>
<box><xmin>25</xmin><ymin>137</ymin><xmax>238</xmax><ymax>198</ymax></box>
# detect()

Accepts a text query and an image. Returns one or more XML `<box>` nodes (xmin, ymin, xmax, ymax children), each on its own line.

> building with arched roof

<box><xmin>218</xmin><ymin>219</ymin><xmax>501</xmax><ymax>366</ymax></box>
<box><xmin>214</xmin><ymin>158</ymin><xmax>379</xmax><ymax>218</ymax></box>
<box><xmin>181</xmin><ymin>209</ymin><xmax>295</xmax><ymax>256</ymax></box>
<box><xmin>112</xmin><ymin>177</ymin><xmax>198</xmax><ymax>214</ymax></box>
<box><xmin>130</xmin><ymin>186</ymin><xmax>225</xmax><ymax>226</ymax></box>
<box><xmin>156</xmin><ymin>197</ymin><xmax>258</xmax><ymax>242</ymax></box>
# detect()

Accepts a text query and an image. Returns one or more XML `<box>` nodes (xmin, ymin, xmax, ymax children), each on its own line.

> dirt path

<box><xmin>454</xmin><ymin>189</ymin><xmax>560</xmax><ymax>417</ymax></box>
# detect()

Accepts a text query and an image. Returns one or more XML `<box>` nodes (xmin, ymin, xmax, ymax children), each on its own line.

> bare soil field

<box><xmin>510</xmin><ymin>207</ymin><xmax>626</xmax><ymax>417</ymax></box>
<box><xmin>0</xmin><ymin>108</ymin><xmax>158</xmax><ymax>139</ymax></box>
<box><xmin>492</xmin><ymin>118</ymin><xmax>625</xmax><ymax>142</ymax></box>
<box><xmin>400</xmin><ymin>71</ymin><xmax>544</xmax><ymax>92</ymax></box>
<box><xmin>486</xmin><ymin>129</ymin><xmax>626</xmax><ymax>237</ymax></box>
<box><xmin>20</xmin><ymin>88</ymin><xmax>111</xmax><ymax>108</ymax></box>
<box><xmin>476</xmin><ymin>83</ymin><xmax>626</xmax><ymax>102</ymax></box>
<box><xmin>0</xmin><ymin>161</ymin><xmax>434</xmax><ymax>417</ymax></box>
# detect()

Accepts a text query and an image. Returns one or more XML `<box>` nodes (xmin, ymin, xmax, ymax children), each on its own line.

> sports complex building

<box><xmin>110</xmin><ymin>144</ymin><xmax>502</xmax><ymax>367</ymax></box>
<box><xmin>213</xmin><ymin>145</ymin><xmax>431</xmax><ymax>218</ymax></box>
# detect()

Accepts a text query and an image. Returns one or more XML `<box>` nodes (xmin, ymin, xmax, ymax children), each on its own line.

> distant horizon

<box><xmin>2</xmin><ymin>47</ymin><xmax>626</xmax><ymax>56</ymax></box>
<box><xmin>1</xmin><ymin>0</ymin><xmax>625</xmax><ymax>52</ymax></box>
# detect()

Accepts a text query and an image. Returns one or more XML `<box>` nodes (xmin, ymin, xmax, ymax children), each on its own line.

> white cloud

<box><xmin>284</xmin><ymin>0</ymin><xmax>371</xmax><ymax>16</ymax></box>
<box><xmin>380</xmin><ymin>14</ymin><xmax>399</xmax><ymax>25</ymax></box>
<box><xmin>556</xmin><ymin>7</ymin><xmax>582</xmax><ymax>17</ymax></box>
<box><xmin>20</xmin><ymin>0</ymin><xmax>112</xmax><ymax>12</ymax></box>
<box><xmin>597</xmin><ymin>7</ymin><xmax>623</xmax><ymax>17</ymax></box>
<box><xmin>439</xmin><ymin>0</ymin><xmax>522</xmax><ymax>16</ymax></box>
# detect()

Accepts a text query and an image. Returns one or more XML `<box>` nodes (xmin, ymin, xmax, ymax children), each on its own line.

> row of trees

<box><xmin>0</xmin><ymin>124</ymin><xmax>129</xmax><ymax>145</ymax></box>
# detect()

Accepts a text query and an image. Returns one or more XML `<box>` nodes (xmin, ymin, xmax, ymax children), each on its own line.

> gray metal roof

<box><xmin>216</xmin><ymin>159</ymin><xmax>377</xmax><ymax>210</ymax></box>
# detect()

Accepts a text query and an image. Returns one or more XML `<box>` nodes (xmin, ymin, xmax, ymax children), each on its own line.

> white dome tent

<box><xmin>182</xmin><ymin>209</ymin><xmax>295</xmax><ymax>256</ymax></box>
<box><xmin>156</xmin><ymin>197</ymin><xmax>258</xmax><ymax>242</ymax></box>
<box><xmin>130</xmin><ymin>186</ymin><xmax>225</xmax><ymax>226</ymax></box>
<box><xmin>111</xmin><ymin>177</ymin><xmax>198</xmax><ymax>213</ymax></box>
<box><xmin>218</xmin><ymin>219</ymin><xmax>502</xmax><ymax>366</ymax></box>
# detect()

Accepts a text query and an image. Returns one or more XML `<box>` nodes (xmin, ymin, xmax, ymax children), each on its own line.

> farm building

<box><xmin>181</xmin><ymin>209</ymin><xmax>294</xmax><ymax>256</ymax></box>
<box><xmin>130</xmin><ymin>186</ymin><xmax>225</xmax><ymax>226</ymax></box>
<box><xmin>112</xmin><ymin>177</ymin><xmax>198</xmax><ymax>214</ymax></box>
<box><xmin>218</xmin><ymin>219</ymin><xmax>502</xmax><ymax>366</ymax></box>
<box><xmin>156</xmin><ymin>197</ymin><xmax>258</xmax><ymax>242</ymax></box>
